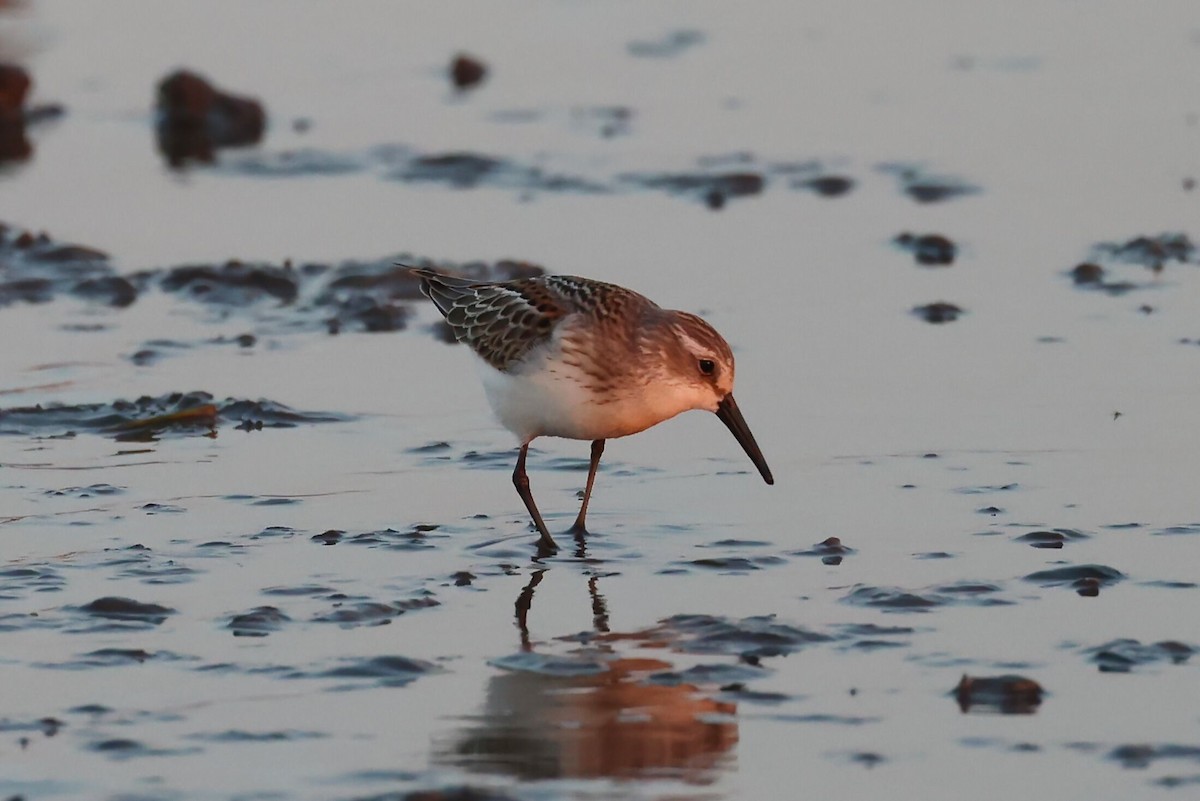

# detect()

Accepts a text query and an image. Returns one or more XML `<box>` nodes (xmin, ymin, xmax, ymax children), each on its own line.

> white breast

<box><xmin>474</xmin><ymin>351</ymin><xmax>696</xmax><ymax>443</ymax></box>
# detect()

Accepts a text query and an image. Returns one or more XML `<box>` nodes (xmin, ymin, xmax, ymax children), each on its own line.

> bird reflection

<box><xmin>435</xmin><ymin>570</ymin><xmax>738</xmax><ymax>782</ymax></box>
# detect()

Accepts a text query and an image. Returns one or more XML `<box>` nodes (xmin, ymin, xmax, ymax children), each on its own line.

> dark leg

<box><xmin>513</xmin><ymin>442</ymin><xmax>558</xmax><ymax>552</ymax></box>
<box><xmin>567</xmin><ymin>439</ymin><xmax>605</xmax><ymax>535</ymax></box>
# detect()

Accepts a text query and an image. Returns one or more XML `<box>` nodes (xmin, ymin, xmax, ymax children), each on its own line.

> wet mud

<box><xmin>449</xmin><ymin>54</ymin><xmax>488</xmax><ymax>91</ymax></box>
<box><xmin>895</xmin><ymin>232</ymin><xmax>957</xmax><ymax>266</ymax></box>
<box><xmin>0</xmin><ymin>391</ymin><xmax>347</xmax><ymax>439</ymax></box>
<box><xmin>5</xmin><ymin>4</ymin><xmax>1200</xmax><ymax>801</ymax></box>
<box><xmin>1066</xmin><ymin>233</ymin><xmax>1197</xmax><ymax>296</ymax></box>
<box><xmin>0</xmin><ymin>62</ymin><xmax>64</xmax><ymax>163</ymax></box>
<box><xmin>0</xmin><ymin>222</ymin><xmax>544</xmax><ymax>339</ymax></box>
<box><xmin>155</xmin><ymin>70</ymin><xmax>266</xmax><ymax>167</ymax></box>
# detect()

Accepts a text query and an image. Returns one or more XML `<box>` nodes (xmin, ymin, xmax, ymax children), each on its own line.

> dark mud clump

<box><xmin>76</xmin><ymin>597</ymin><xmax>174</xmax><ymax>625</ymax></box>
<box><xmin>954</xmin><ymin>674</ymin><xmax>1043</xmax><ymax>714</ymax></box>
<box><xmin>627</xmin><ymin>29</ymin><xmax>706</xmax><ymax>58</ymax></box>
<box><xmin>879</xmin><ymin>163</ymin><xmax>980</xmax><ymax>203</ymax></box>
<box><xmin>0</xmin><ymin>716</ymin><xmax>64</xmax><ymax>736</ymax></box>
<box><xmin>794</xmin><ymin>174</ymin><xmax>855</xmax><ymax>197</ymax></box>
<box><xmin>449</xmin><ymin>54</ymin><xmax>488</xmax><ymax>90</ymax></box>
<box><xmin>227</xmin><ymin>606</ymin><xmax>291</xmax><ymax>637</ymax></box>
<box><xmin>0</xmin><ymin>63</ymin><xmax>65</xmax><ymax>163</ymax></box>
<box><xmin>398</xmin><ymin>153</ymin><xmax>508</xmax><ymax>188</ymax></box>
<box><xmin>913</xmin><ymin>301</ymin><xmax>963</xmax><ymax>323</ymax></box>
<box><xmin>318</xmin><ymin>258</ymin><xmax>539</xmax><ymax>334</ymax></box>
<box><xmin>1109</xmin><ymin>744</ymin><xmax>1200</xmax><ymax>771</ymax></box>
<box><xmin>1096</xmin><ymin>233</ymin><xmax>1195</xmax><ymax>268</ymax></box>
<box><xmin>1067</xmin><ymin>262</ymin><xmax>1137</xmax><ymax>295</ymax></box>
<box><xmin>0</xmin><ymin>63</ymin><xmax>32</xmax><ymax>161</ymax></box>
<box><xmin>0</xmin><ymin>391</ymin><xmax>349</xmax><ymax>440</ymax></box>
<box><xmin>1023</xmin><ymin>564</ymin><xmax>1123</xmax><ymax>591</ymax></box>
<box><xmin>156</xmin><ymin>70</ymin><xmax>266</xmax><ymax>167</ymax></box>
<box><xmin>895</xmin><ymin>232</ymin><xmax>957</xmax><ymax>266</ymax></box>
<box><xmin>1015</xmin><ymin>529</ymin><xmax>1090</xmax><ymax>549</ymax></box>
<box><xmin>623</xmin><ymin>170</ymin><xmax>764</xmax><ymax>209</ymax></box>
<box><xmin>1068</xmin><ymin>233</ymin><xmax>1197</xmax><ymax>295</ymax></box>
<box><xmin>1087</xmin><ymin>639</ymin><xmax>1193</xmax><ymax>673</ymax></box>
<box><xmin>158</xmin><ymin>261</ymin><xmax>300</xmax><ymax>305</ymax></box>
<box><xmin>310</xmin><ymin>525</ymin><xmax>444</xmax><ymax>551</ymax></box>
<box><xmin>148</xmin><ymin>254</ymin><xmax>541</xmax><ymax>335</ymax></box>
<box><xmin>390</xmin><ymin>151</ymin><xmax>606</xmax><ymax>194</ymax></box>
<box><xmin>0</xmin><ymin>224</ymin><xmax>135</xmax><ymax>308</ymax></box>
<box><xmin>791</xmin><ymin>536</ymin><xmax>854</xmax><ymax>565</ymax></box>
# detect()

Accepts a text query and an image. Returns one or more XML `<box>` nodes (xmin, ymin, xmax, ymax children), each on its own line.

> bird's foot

<box><xmin>534</xmin><ymin>532</ymin><xmax>560</xmax><ymax>558</ymax></box>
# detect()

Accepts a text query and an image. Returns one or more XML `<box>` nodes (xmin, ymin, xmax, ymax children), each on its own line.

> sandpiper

<box><xmin>412</xmin><ymin>268</ymin><xmax>774</xmax><ymax>552</ymax></box>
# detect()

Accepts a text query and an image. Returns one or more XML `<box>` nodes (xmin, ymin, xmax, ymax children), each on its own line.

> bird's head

<box><xmin>659</xmin><ymin>311</ymin><xmax>774</xmax><ymax>485</ymax></box>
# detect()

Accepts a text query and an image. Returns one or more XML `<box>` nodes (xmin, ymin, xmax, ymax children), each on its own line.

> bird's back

<box><xmin>413</xmin><ymin>269</ymin><xmax>656</xmax><ymax>373</ymax></box>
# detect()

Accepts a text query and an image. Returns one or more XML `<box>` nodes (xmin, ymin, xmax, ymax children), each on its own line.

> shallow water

<box><xmin>3</xmin><ymin>2</ymin><xmax>1200</xmax><ymax>799</ymax></box>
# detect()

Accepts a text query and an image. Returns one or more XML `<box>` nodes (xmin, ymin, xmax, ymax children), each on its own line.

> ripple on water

<box><xmin>488</xmin><ymin>652</ymin><xmax>608</xmax><ymax>677</ymax></box>
<box><xmin>185</xmin><ymin>729</ymin><xmax>328</xmax><ymax>743</ymax></box>
<box><xmin>0</xmin><ymin>565</ymin><xmax>65</xmax><ymax>598</ymax></box>
<box><xmin>646</xmin><ymin>662</ymin><xmax>770</xmax><ymax>686</ymax></box>
<box><xmin>38</xmin><ymin>648</ymin><xmax>194</xmax><ymax>670</ymax></box>
<box><xmin>842</xmin><ymin>582</ymin><xmax>1010</xmax><ymax>612</ymax></box>
<box><xmin>649</xmin><ymin>613</ymin><xmax>834</xmax><ymax>659</ymax></box>
<box><xmin>682</xmin><ymin>555</ymin><xmax>788</xmax><ymax>572</ymax></box>
<box><xmin>834</xmin><ymin>623</ymin><xmax>917</xmax><ymax>652</ymax></box>
<box><xmin>347</xmin><ymin>786</ymin><xmax>522</xmax><ymax>801</ymax></box>
<box><xmin>86</xmin><ymin>737</ymin><xmax>200</xmax><ymax>760</ymax></box>
<box><xmin>308</xmin><ymin>655</ymin><xmax>442</xmax><ymax>688</ymax></box>
<box><xmin>43</xmin><ymin>483</ymin><xmax>125</xmax><ymax>498</ymax></box>
<box><xmin>311</xmin><ymin>596</ymin><xmax>439</xmax><ymax>628</ymax></box>
<box><xmin>312</xmin><ymin>525</ymin><xmax>445</xmax><ymax>551</ymax></box>
<box><xmin>260</xmin><ymin>584</ymin><xmax>337</xmax><ymax>597</ymax></box>
<box><xmin>1153</xmin><ymin>523</ymin><xmax>1200</xmax><ymax>536</ymax></box>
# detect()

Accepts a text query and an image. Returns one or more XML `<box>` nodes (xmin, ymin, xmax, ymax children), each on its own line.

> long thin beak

<box><xmin>715</xmin><ymin>394</ymin><xmax>774</xmax><ymax>485</ymax></box>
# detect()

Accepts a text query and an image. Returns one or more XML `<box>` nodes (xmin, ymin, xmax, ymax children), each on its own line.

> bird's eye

<box><xmin>698</xmin><ymin>359</ymin><xmax>716</xmax><ymax>376</ymax></box>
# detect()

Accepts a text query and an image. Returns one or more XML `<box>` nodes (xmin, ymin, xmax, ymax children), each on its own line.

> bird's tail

<box><xmin>401</xmin><ymin>264</ymin><xmax>475</xmax><ymax>319</ymax></box>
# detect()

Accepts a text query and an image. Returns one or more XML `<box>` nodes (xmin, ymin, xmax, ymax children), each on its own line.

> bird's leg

<box><xmin>568</xmin><ymin>439</ymin><xmax>606</xmax><ymax>536</ymax></box>
<box><xmin>513</xmin><ymin>442</ymin><xmax>558</xmax><ymax>552</ymax></box>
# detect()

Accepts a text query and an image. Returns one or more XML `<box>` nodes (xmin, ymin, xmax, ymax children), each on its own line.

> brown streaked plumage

<box><xmin>411</xmin><ymin>267</ymin><xmax>773</xmax><ymax>554</ymax></box>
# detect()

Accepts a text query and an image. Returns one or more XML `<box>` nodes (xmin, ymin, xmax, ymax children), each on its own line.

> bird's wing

<box><xmin>411</xmin><ymin>268</ymin><xmax>569</xmax><ymax>371</ymax></box>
